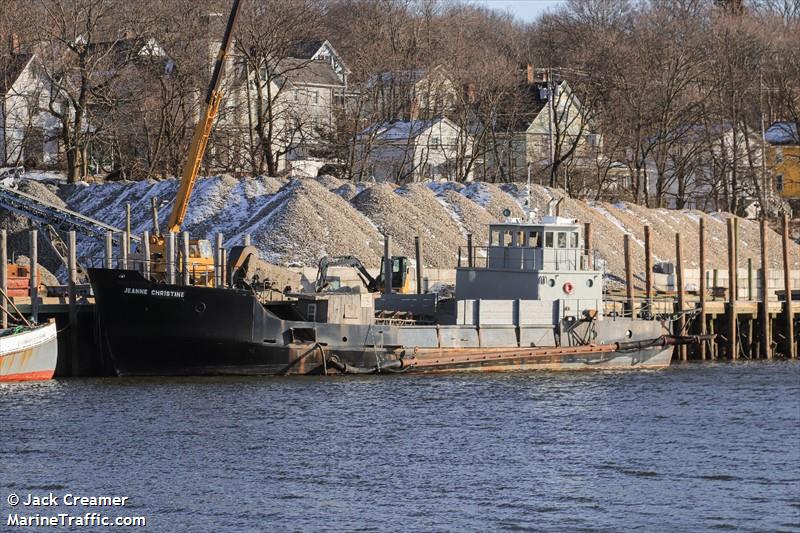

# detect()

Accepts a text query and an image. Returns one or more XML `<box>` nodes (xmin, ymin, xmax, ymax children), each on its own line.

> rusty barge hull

<box><xmin>401</xmin><ymin>344</ymin><xmax>673</xmax><ymax>373</ymax></box>
<box><xmin>89</xmin><ymin>268</ymin><xmax>675</xmax><ymax>377</ymax></box>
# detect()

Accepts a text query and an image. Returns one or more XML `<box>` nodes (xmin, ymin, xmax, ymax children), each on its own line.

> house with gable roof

<box><xmin>354</xmin><ymin>117</ymin><xmax>473</xmax><ymax>182</ymax></box>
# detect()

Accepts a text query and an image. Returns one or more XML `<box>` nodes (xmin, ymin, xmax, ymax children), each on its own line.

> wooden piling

<box><xmin>747</xmin><ymin>258</ymin><xmax>754</xmax><ymax>300</ymax></box>
<box><xmin>221</xmin><ymin>248</ymin><xmax>227</xmax><ymax>287</ymax></box>
<box><xmin>760</xmin><ymin>218</ymin><xmax>770</xmax><ymax>359</ymax></box>
<box><xmin>215</xmin><ymin>233</ymin><xmax>223</xmax><ymax>288</ymax></box>
<box><xmin>727</xmin><ymin>218</ymin><xmax>737</xmax><ymax>359</ymax></box>
<box><xmin>1</xmin><ymin>229</ymin><xmax>6</xmax><ymax>329</ymax></box>
<box><xmin>68</xmin><ymin>231</ymin><xmax>79</xmax><ymax>376</ymax></box>
<box><xmin>709</xmin><ymin>317</ymin><xmax>717</xmax><ymax>360</ymax></box>
<box><xmin>125</xmin><ymin>202</ymin><xmax>131</xmax><ymax>254</ymax></box>
<box><xmin>151</xmin><ymin>197</ymin><xmax>159</xmax><ymax>234</ymax></box>
<box><xmin>623</xmin><ymin>234</ymin><xmax>633</xmax><ymax>315</ymax></box>
<box><xmin>121</xmin><ymin>231</ymin><xmax>129</xmax><ymax>269</ymax></box>
<box><xmin>167</xmin><ymin>232</ymin><xmax>176</xmax><ymax>285</ymax></box>
<box><xmin>713</xmin><ymin>269</ymin><xmax>719</xmax><ymax>300</ymax></box>
<box><xmin>29</xmin><ymin>229</ymin><xmax>38</xmax><ymax>322</ymax></box>
<box><xmin>181</xmin><ymin>232</ymin><xmax>190</xmax><ymax>286</ymax></box>
<box><xmin>699</xmin><ymin>218</ymin><xmax>707</xmax><ymax>360</ymax></box>
<box><xmin>244</xmin><ymin>234</ymin><xmax>251</xmax><ymax>246</ymax></box>
<box><xmin>676</xmin><ymin>232</ymin><xmax>686</xmax><ymax>360</ymax></box>
<box><xmin>781</xmin><ymin>214</ymin><xmax>795</xmax><ymax>359</ymax></box>
<box><xmin>467</xmin><ymin>233</ymin><xmax>474</xmax><ymax>268</ymax></box>
<box><xmin>644</xmin><ymin>225</ymin><xmax>653</xmax><ymax>315</ymax></box>
<box><xmin>142</xmin><ymin>231</ymin><xmax>151</xmax><ymax>280</ymax></box>
<box><xmin>383</xmin><ymin>234</ymin><xmax>392</xmax><ymax>295</ymax></box>
<box><xmin>105</xmin><ymin>230</ymin><xmax>113</xmax><ymax>269</ymax></box>
<box><xmin>414</xmin><ymin>236</ymin><xmax>423</xmax><ymax>295</ymax></box>
<box><xmin>584</xmin><ymin>222</ymin><xmax>592</xmax><ymax>268</ymax></box>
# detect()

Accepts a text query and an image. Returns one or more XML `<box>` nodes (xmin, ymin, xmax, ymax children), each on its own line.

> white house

<box><xmin>485</xmin><ymin>69</ymin><xmax>599</xmax><ymax>181</ymax></box>
<box><xmin>213</xmin><ymin>39</ymin><xmax>349</xmax><ymax>175</ymax></box>
<box><xmin>0</xmin><ymin>51</ymin><xmax>61</xmax><ymax>167</ymax></box>
<box><xmin>355</xmin><ymin>117</ymin><xmax>473</xmax><ymax>182</ymax></box>
<box><xmin>365</xmin><ymin>65</ymin><xmax>458</xmax><ymax>121</ymax></box>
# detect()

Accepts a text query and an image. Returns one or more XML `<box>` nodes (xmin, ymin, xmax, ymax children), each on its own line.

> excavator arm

<box><xmin>165</xmin><ymin>0</ymin><xmax>242</xmax><ymax>234</ymax></box>
<box><xmin>315</xmin><ymin>256</ymin><xmax>379</xmax><ymax>293</ymax></box>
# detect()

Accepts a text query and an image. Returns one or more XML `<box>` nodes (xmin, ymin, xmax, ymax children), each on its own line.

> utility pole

<box><xmin>526</xmin><ymin>163</ymin><xmax>532</xmax><ymax>213</ymax></box>
<box><xmin>547</xmin><ymin>67</ymin><xmax>555</xmax><ymax>187</ymax></box>
<box><xmin>759</xmin><ymin>70</ymin><xmax>769</xmax><ymax>211</ymax></box>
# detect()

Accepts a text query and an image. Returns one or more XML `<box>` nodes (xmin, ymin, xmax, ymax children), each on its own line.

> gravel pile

<box><xmin>0</xmin><ymin>180</ymin><xmax>69</xmax><ymax>274</ymax></box>
<box><xmin>314</xmin><ymin>174</ymin><xmax>346</xmax><ymax>190</ymax></box>
<box><xmin>351</xmin><ymin>183</ymin><xmax>461</xmax><ymax>267</ymax></box>
<box><xmin>246</xmin><ymin>179</ymin><xmax>384</xmax><ymax>266</ymax></box>
<box><xmin>462</xmin><ymin>181</ymin><xmax>526</xmax><ymax>220</ymax></box>
<box><xmin>332</xmin><ymin>182</ymin><xmax>358</xmax><ymax>200</ymax></box>
<box><xmin>396</xmin><ymin>182</ymin><xmax>464</xmax><ymax>240</ymax></box>
<box><xmin>2</xmin><ymin>174</ymin><xmax>796</xmax><ymax>287</ymax></box>
<box><xmin>257</xmin><ymin>175</ymin><xmax>288</xmax><ymax>195</ymax></box>
<box><xmin>439</xmin><ymin>189</ymin><xmax>497</xmax><ymax>246</ymax></box>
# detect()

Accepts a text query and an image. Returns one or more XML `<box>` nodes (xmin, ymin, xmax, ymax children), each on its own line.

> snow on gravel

<box><xmin>0</xmin><ymin>174</ymin><xmax>796</xmax><ymax>284</ymax></box>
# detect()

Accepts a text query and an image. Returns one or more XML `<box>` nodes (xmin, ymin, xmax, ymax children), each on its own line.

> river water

<box><xmin>1</xmin><ymin>361</ymin><xmax>798</xmax><ymax>532</ymax></box>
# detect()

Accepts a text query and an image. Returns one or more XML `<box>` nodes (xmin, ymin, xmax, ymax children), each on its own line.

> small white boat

<box><xmin>0</xmin><ymin>321</ymin><xmax>58</xmax><ymax>382</ymax></box>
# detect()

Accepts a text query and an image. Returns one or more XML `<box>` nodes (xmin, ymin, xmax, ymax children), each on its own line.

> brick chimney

<box><xmin>526</xmin><ymin>63</ymin><xmax>534</xmax><ymax>85</ymax></box>
<box><xmin>8</xmin><ymin>33</ymin><xmax>20</xmax><ymax>55</ymax></box>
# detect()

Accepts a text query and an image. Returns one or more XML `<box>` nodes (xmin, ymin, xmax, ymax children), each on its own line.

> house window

<box><xmin>775</xmin><ymin>174</ymin><xmax>784</xmax><ymax>192</ymax></box>
<box><xmin>314</xmin><ymin>90</ymin><xmax>319</xmax><ymax>104</ymax></box>
<box><xmin>430</xmin><ymin>136</ymin><xmax>440</xmax><ymax>149</ymax></box>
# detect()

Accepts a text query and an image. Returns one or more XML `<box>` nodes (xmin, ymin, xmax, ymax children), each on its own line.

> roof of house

<box><xmin>286</xmin><ymin>39</ymin><xmax>326</xmax><ymax>59</ymax></box>
<box><xmin>280</xmin><ymin>58</ymin><xmax>343</xmax><ymax>87</ymax></box>
<box><xmin>0</xmin><ymin>53</ymin><xmax>33</xmax><ymax>93</ymax></box>
<box><xmin>765</xmin><ymin>121</ymin><xmax>800</xmax><ymax>146</ymax></box>
<box><xmin>365</xmin><ymin>65</ymin><xmax>452</xmax><ymax>89</ymax></box>
<box><xmin>359</xmin><ymin>118</ymin><xmax>456</xmax><ymax>141</ymax></box>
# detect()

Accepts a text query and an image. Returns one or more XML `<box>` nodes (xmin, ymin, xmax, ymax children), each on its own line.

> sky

<box><xmin>472</xmin><ymin>0</ymin><xmax>567</xmax><ymax>22</ymax></box>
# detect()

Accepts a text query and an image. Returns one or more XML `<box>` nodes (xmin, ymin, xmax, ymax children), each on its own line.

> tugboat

<box><xmin>88</xmin><ymin>215</ymin><xmax>700</xmax><ymax>376</ymax></box>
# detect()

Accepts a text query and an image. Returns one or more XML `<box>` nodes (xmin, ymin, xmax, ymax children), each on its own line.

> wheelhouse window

<box><xmin>570</xmin><ymin>232</ymin><xmax>579</xmax><ymax>248</ymax></box>
<box><xmin>545</xmin><ymin>232</ymin><xmax>553</xmax><ymax>248</ymax></box>
<box><xmin>557</xmin><ymin>232</ymin><xmax>567</xmax><ymax>248</ymax></box>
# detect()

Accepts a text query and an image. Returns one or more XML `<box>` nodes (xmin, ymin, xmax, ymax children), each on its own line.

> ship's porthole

<box><xmin>586</xmin><ymin>279</ymin><xmax>593</xmax><ymax>287</ymax></box>
<box><xmin>548</xmin><ymin>279</ymin><xmax>556</xmax><ymax>287</ymax></box>
<box><xmin>626</xmin><ymin>329</ymin><xmax>633</xmax><ymax>338</ymax></box>
<box><xmin>195</xmin><ymin>302</ymin><xmax>206</xmax><ymax>313</ymax></box>
<box><xmin>342</xmin><ymin>336</ymin><xmax>348</xmax><ymax>342</ymax></box>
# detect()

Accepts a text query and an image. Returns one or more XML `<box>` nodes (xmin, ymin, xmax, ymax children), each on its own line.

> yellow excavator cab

<box><xmin>379</xmin><ymin>256</ymin><xmax>412</xmax><ymax>294</ymax></box>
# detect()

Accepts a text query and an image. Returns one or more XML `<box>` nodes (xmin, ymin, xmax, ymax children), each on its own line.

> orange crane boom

<box><xmin>166</xmin><ymin>0</ymin><xmax>242</xmax><ymax>234</ymax></box>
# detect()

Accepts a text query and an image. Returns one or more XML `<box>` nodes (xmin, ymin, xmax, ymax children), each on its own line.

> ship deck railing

<box><xmin>457</xmin><ymin>245</ymin><xmax>602</xmax><ymax>273</ymax></box>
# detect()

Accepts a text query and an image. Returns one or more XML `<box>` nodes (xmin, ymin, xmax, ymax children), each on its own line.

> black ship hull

<box><xmin>89</xmin><ymin>268</ymin><xmax>674</xmax><ymax>376</ymax></box>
